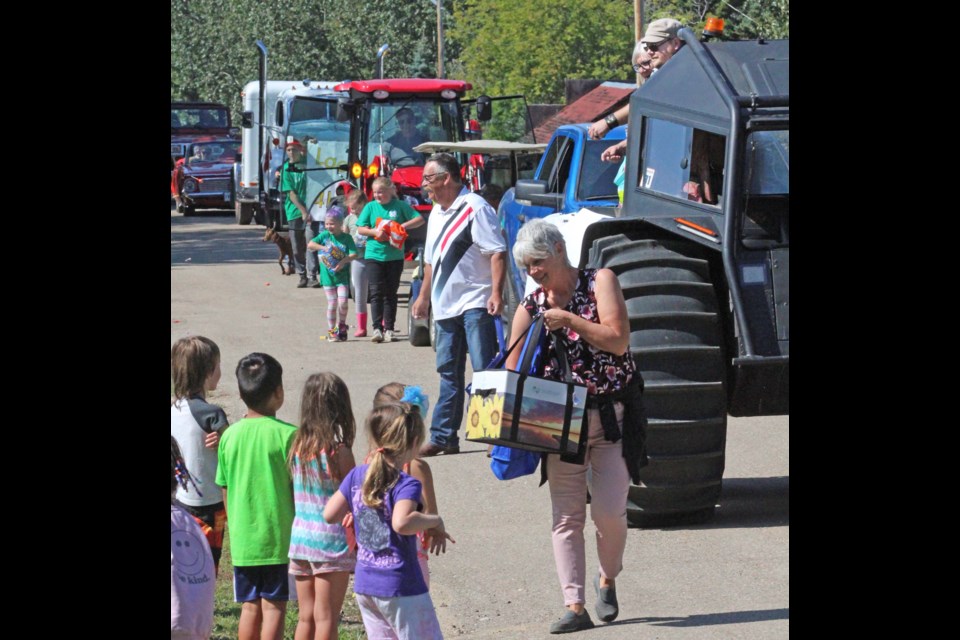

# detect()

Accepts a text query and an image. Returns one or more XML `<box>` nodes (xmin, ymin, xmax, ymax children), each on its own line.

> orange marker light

<box><xmin>704</xmin><ymin>17</ymin><xmax>724</xmax><ymax>37</ymax></box>
<box><xmin>351</xmin><ymin>163</ymin><xmax>363</xmax><ymax>179</ymax></box>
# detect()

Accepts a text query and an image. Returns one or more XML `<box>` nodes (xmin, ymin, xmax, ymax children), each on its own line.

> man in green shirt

<box><xmin>280</xmin><ymin>137</ymin><xmax>318</xmax><ymax>288</ymax></box>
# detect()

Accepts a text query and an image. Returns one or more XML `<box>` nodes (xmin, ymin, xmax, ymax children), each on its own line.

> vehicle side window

<box><xmin>640</xmin><ymin>119</ymin><xmax>725</xmax><ymax>207</ymax></box>
<box><xmin>552</xmin><ymin>137</ymin><xmax>574</xmax><ymax>195</ymax></box>
<box><xmin>541</xmin><ymin>136</ymin><xmax>573</xmax><ymax>194</ymax></box>
<box><xmin>276</xmin><ymin>102</ymin><xmax>284</xmax><ymax>128</ymax></box>
<box><xmin>535</xmin><ymin>138</ymin><xmax>561</xmax><ymax>188</ymax></box>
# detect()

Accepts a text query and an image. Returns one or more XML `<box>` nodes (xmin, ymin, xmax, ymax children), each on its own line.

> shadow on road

<box><xmin>610</xmin><ymin>607</ymin><xmax>789</xmax><ymax>628</ymax></box>
<box><xmin>171</xmin><ymin>213</ymin><xmax>277</xmax><ymax>267</ymax></box>
<box><xmin>638</xmin><ymin>475</ymin><xmax>789</xmax><ymax>532</ymax></box>
<box><xmin>710</xmin><ymin>475</ymin><xmax>789</xmax><ymax>529</ymax></box>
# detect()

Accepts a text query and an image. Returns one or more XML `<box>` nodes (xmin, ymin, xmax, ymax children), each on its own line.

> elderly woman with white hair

<box><xmin>505</xmin><ymin>218</ymin><xmax>648</xmax><ymax>635</ymax></box>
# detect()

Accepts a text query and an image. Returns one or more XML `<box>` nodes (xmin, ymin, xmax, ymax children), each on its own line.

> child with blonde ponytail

<box><xmin>323</xmin><ymin>402</ymin><xmax>453</xmax><ymax>639</ymax></box>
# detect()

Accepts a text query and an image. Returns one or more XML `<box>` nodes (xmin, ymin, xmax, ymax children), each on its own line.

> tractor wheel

<box><xmin>236</xmin><ymin>201</ymin><xmax>254</xmax><ymax>225</ymax></box>
<box><xmin>589</xmin><ymin>235</ymin><xmax>728</xmax><ymax>527</ymax></box>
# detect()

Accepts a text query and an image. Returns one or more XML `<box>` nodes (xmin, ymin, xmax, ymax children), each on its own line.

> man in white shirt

<box><xmin>412</xmin><ymin>153</ymin><xmax>506</xmax><ymax>456</ymax></box>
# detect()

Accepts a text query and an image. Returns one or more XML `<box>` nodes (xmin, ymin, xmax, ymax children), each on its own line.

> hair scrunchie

<box><xmin>401</xmin><ymin>385</ymin><xmax>430</xmax><ymax>417</ymax></box>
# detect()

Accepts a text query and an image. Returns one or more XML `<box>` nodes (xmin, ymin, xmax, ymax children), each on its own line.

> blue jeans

<box><xmin>430</xmin><ymin>308</ymin><xmax>499</xmax><ymax>447</ymax></box>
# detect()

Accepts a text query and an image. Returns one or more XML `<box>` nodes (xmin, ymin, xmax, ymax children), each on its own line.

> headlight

<box><xmin>183</xmin><ymin>180</ymin><xmax>198</xmax><ymax>194</ymax></box>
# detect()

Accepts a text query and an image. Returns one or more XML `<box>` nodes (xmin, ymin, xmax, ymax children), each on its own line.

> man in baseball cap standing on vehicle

<box><xmin>641</xmin><ymin>18</ymin><xmax>685</xmax><ymax>71</ymax></box>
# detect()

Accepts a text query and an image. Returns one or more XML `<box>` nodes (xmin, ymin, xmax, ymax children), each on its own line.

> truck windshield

<box><xmin>577</xmin><ymin>140</ymin><xmax>622</xmax><ymax>201</ymax></box>
<box><xmin>287</xmin><ymin>97</ymin><xmax>351</xmax><ymax>216</ymax></box>
<box><xmin>172</xmin><ymin>107</ymin><xmax>229</xmax><ymax>130</ymax></box>
<box><xmin>745</xmin><ymin>130</ymin><xmax>789</xmax><ymax>195</ymax></box>
<box><xmin>368</xmin><ymin>100</ymin><xmax>460</xmax><ymax>168</ymax></box>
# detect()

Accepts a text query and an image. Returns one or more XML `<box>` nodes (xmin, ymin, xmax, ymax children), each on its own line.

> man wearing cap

<box><xmin>642</xmin><ymin>17</ymin><xmax>684</xmax><ymax>71</ymax></box>
<box><xmin>386</xmin><ymin>107</ymin><xmax>427</xmax><ymax>166</ymax></box>
<box><xmin>598</xmin><ymin>18</ymin><xmax>686</xmax><ymax>161</ymax></box>
<box><xmin>590</xmin><ymin>19</ymin><xmax>682</xmax><ymax>141</ymax></box>
<box><xmin>280</xmin><ymin>137</ymin><xmax>319</xmax><ymax>288</ymax></box>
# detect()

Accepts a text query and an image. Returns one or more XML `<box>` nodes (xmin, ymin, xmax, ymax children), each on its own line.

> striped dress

<box><xmin>288</xmin><ymin>450</ymin><xmax>356</xmax><ymax>572</ymax></box>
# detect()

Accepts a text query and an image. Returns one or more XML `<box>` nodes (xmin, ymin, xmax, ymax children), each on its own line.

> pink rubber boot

<box><xmin>354</xmin><ymin>312</ymin><xmax>368</xmax><ymax>338</ymax></box>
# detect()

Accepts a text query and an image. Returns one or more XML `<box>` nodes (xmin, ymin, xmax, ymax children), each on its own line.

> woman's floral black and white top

<box><xmin>521</xmin><ymin>268</ymin><xmax>636</xmax><ymax>396</ymax></box>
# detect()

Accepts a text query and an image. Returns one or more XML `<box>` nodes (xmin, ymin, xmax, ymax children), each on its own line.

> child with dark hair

<box><xmin>216</xmin><ymin>352</ymin><xmax>297</xmax><ymax>640</ymax></box>
<box><xmin>171</xmin><ymin>335</ymin><xmax>229</xmax><ymax>572</ymax></box>
<box><xmin>323</xmin><ymin>403</ymin><xmax>453</xmax><ymax>639</ymax></box>
<box><xmin>288</xmin><ymin>372</ymin><xmax>358</xmax><ymax>640</ymax></box>
<box><xmin>171</xmin><ymin>436</ymin><xmax>215</xmax><ymax>640</ymax></box>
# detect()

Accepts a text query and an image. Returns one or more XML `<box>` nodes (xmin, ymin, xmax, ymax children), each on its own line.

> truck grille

<box><xmin>197</xmin><ymin>178</ymin><xmax>230</xmax><ymax>193</ymax></box>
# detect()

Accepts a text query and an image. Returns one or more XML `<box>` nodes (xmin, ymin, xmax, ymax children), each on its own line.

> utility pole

<box><xmin>635</xmin><ymin>0</ymin><xmax>644</xmax><ymax>84</ymax></box>
<box><xmin>437</xmin><ymin>1</ymin><xmax>445</xmax><ymax>78</ymax></box>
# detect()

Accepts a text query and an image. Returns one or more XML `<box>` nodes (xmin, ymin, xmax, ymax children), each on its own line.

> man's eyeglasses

<box><xmin>421</xmin><ymin>171</ymin><xmax>447</xmax><ymax>184</ymax></box>
<box><xmin>633</xmin><ymin>60</ymin><xmax>652</xmax><ymax>72</ymax></box>
<box><xmin>645</xmin><ymin>38</ymin><xmax>674</xmax><ymax>53</ymax></box>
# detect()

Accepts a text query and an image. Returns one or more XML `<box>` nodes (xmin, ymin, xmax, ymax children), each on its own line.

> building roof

<box><xmin>530</xmin><ymin>81</ymin><xmax>635</xmax><ymax>143</ymax></box>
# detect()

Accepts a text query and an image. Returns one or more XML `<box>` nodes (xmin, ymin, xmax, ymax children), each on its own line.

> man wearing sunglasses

<box><xmin>588</xmin><ymin>40</ymin><xmax>655</xmax><ymax>140</ymax></box>
<box><xmin>597</xmin><ymin>18</ymin><xmax>685</xmax><ymax>161</ymax></box>
<box><xmin>640</xmin><ymin>18</ymin><xmax>684</xmax><ymax>70</ymax></box>
<box><xmin>412</xmin><ymin>153</ymin><xmax>506</xmax><ymax>457</ymax></box>
<box><xmin>386</xmin><ymin>107</ymin><xmax>427</xmax><ymax>166</ymax></box>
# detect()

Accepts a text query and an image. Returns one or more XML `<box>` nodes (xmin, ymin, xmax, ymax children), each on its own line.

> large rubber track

<box><xmin>589</xmin><ymin>235</ymin><xmax>727</xmax><ymax>527</ymax></box>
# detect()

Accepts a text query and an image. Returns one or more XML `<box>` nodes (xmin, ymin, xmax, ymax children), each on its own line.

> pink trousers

<box><xmin>547</xmin><ymin>403</ymin><xmax>629</xmax><ymax>606</ymax></box>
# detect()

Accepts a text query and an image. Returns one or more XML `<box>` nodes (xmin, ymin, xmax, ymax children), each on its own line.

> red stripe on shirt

<box><xmin>440</xmin><ymin>206</ymin><xmax>473</xmax><ymax>253</ymax></box>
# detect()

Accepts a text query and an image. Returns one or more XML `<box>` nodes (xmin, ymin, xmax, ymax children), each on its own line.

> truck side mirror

<box><xmin>515</xmin><ymin>179</ymin><xmax>561</xmax><ymax>209</ymax></box>
<box><xmin>476</xmin><ymin>95</ymin><xmax>492</xmax><ymax>121</ymax></box>
<box><xmin>241</xmin><ymin>111</ymin><xmax>254</xmax><ymax>128</ymax></box>
<box><xmin>336</xmin><ymin>98</ymin><xmax>355</xmax><ymax>122</ymax></box>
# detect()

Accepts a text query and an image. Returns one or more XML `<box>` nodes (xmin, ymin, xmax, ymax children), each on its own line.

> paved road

<box><xmin>172</xmin><ymin>210</ymin><xmax>789</xmax><ymax>639</ymax></box>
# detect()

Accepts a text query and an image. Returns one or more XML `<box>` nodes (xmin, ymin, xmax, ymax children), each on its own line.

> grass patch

<box><xmin>211</xmin><ymin>529</ymin><xmax>367</xmax><ymax>640</ymax></box>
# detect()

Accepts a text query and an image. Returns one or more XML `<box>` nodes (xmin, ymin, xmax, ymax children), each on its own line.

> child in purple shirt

<box><xmin>324</xmin><ymin>402</ymin><xmax>454</xmax><ymax>639</ymax></box>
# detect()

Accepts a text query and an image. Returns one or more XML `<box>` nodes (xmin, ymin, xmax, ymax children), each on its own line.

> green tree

<box><xmin>448</xmin><ymin>0</ymin><xmax>634</xmax><ymax>104</ymax></box>
<box><xmin>171</xmin><ymin>0</ymin><xmax>457</xmax><ymax>120</ymax></box>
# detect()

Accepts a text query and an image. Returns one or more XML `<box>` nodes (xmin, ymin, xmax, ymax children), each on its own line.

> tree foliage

<box><xmin>171</xmin><ymin>0</ymin><xmax>454</xmax><ymax>119</ymax></box>
<box><xmin>448</xmin><ymin>0</ymin><xmax>634</xmax><ymax>104</ymax></box>
<box><xmin>171</xmin><ymin>0</ymin><xmax>788</xmax><ymax>122</ymax></box>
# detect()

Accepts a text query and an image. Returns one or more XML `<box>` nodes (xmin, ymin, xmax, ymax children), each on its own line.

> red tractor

<box><xmin>332</xmin><ymin>78</ymin><xmax>484</xmax><ymax>258</ymax></box>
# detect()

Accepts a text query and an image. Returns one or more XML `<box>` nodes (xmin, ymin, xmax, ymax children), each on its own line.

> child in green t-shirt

<box><xmin>308</xmin><ymin>205</ymin><xmax>358</xmax><ymax>342</ymax></box>
<box><xmin>356</xmin><ymin>177</ymin><xmax>425</xmax><ymax>343</ymax></box>
<box><xmin>215</xmin><ymin>352</ymin><xmax>297</xmax><ymax>640</ymax></box>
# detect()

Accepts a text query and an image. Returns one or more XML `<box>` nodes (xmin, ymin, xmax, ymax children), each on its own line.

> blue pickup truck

<box><xmin>500</xmin><ymin>123</ymin><xmax>626</xmax><ymax>301</ymax></box>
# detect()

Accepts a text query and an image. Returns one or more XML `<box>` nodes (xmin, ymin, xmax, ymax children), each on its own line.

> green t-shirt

<box><xmin>215</xmin><ymin>415</ymin><xmax>297</xmax><ymax>566</ymax></box>
<box><xmin>356</xmin><ymin>198</ymin><xmax>420</xmax><ymax>262</ymax></box>
<box><xmin>280</xmin><ymin>160</ymin><xmax>307</xmax><ymax>222</ymax></box>
<box><xmin>311</xmin><ymin>230</ymin><xmax>357</xmax><ymax>287</ymax></box>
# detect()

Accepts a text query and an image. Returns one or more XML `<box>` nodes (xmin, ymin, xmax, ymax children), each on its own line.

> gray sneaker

<box><xmin>371</xmin><ymin>329</ymin><xmax>384</xmax><ymax>343</ymax></box>
<box><xmin>594</xmin><ymin>574</ymin><xmax>619</xmax><ymax>622</ymax></box>
<box><xmin>549</xmin><ymin>609</ymin><xmax>594</xmax><ymax>634</ymax></box>
<box><xmin>384</xmin><ymin>330</ymin><xmax>395</xmax><ymax>343</ymax></box>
